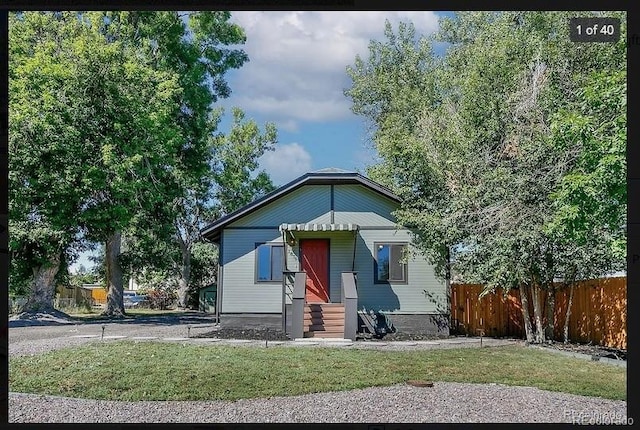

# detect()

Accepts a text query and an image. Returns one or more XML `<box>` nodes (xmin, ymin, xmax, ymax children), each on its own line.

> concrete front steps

<box><xmin>303</xmin><ymin>303</ymin><xmax>345</xmax><ymax>338</ymax></box>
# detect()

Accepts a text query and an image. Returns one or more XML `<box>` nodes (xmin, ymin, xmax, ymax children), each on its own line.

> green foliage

<box><xmin>9</xmin><ymin>12</ymin><xmax>92</xmax><ymax>292</ymax></box>
<box><xmin>189</xmin><ymin>241</ymin><xmax>218</xmax><ymax>305</ymax></box>
<box><xmin>69</xmin><ymin>267</ymin><xmax>99</xmax><ymax>288</ymax></box>
<box><xmin>346</xmin><ymin>11</ymin><xmax>626</xmax><ymax>285</ymax></box>
<box><xmin>127</xmin><ymin>105</ymin><xmax>276</xmax><ymax>307</ymax></box>
<box><xmin>98</xmin><ymin>13</ymin><xmax>272</xmax><ymax>306</ymax></box>
<box><xmin>345</xmin><ymin>20</ymin><xmax>438</xmax><ymax>195</ymax></box>
<box><xmin>547</xmin><ymin>69</ymin><xmax>626</xmax><ymax>265</ymax></box>
<box><xmin>210</xmin><ymin>107</ymin><xmax>278</xmax><ymax>217</ymax></box>
<box><xmin>9</xmin><ymin>12</ymin><xmax>184</xmax><ymax>300</ymax></box>
<box><xmin>136</xmin><ymin>269</ymin><xmax>178</xmax><ymax>291</ymax></box>
<box><xmin>346</xmin><ymin>12</ymin><xmax>626</xmax><ymax>341</ymax></box>
<box><xmin>9</xmin><ymin>11</ymin><xmax>266</xmax><ymax>310</ymax></box>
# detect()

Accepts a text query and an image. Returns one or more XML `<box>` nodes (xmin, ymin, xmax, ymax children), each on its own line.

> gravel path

<box><xmin>9</xmin><ymin>383</ymin><xmax>628</xmax><ymax>423</ymax></box>
<box><xmin>9</xmin><ymin>314</ymin><xmax>629</xmax><ymax>424</ymax></box>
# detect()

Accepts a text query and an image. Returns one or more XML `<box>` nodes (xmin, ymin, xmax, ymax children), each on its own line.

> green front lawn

<box><xmin>9</xmin><ymin>343</ymin><xmax>626</xmax><ymax>401</ymax></box>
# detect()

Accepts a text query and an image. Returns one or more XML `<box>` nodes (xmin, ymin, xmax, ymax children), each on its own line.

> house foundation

<box><xmin>219</xmin><ymin>313</ymin><xmax>283</xmax><ymax>331</ymax></box>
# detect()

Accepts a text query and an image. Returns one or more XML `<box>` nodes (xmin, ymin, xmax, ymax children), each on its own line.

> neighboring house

<box><xmin>201</xmin><ymin>168</ymin><xmax>448</xmax><ymax>339</ymax></box>
<box><xmin>127</xmin><ymin>276</ymin><xmax>141</xmax><ymax>291</ymax></box>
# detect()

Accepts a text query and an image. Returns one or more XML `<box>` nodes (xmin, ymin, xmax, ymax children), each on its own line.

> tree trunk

<box><xmin>531</xmin><ymin>283</ymin><xmax>546</xmax><ymax>343</ymax></box>
<box><xmin>519</xmin><ymin>284</ymin><xmax>535</xmax><ymax>343</ymax></box>
<box><xmin>24</xmin><ymin>252</ymin><xmax>61</xmax><ymax>313</ymax></box>
<box><xmin>103</xmin><ymin>230</ymin><xmax>125</xmax><ymax>317</ymax></box>
<box><xmin>176</xmin><ymin>237</ymin><xmax>191</xmax><ymax>309</ymax></box>
<box><xmin>545</xmin><ymin>283</ymin><xmax>555</xmax><ymax>342</ymax></box>
<box><xmin>563</xmin><ymin>282</ymin><xmax>575</xmax><ymax>343</ymax></box>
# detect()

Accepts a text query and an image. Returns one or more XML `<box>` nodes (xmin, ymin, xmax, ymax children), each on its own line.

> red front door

<box><xmin>300</xmin><ymin>239</ymin><xmax>330</xmax><ymax>303</ymax></box>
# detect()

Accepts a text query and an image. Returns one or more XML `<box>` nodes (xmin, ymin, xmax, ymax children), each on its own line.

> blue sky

<box><xmin>217</xmin><ymin>11</ymin><xmax>449</xmax><ymax>186</ymax></box>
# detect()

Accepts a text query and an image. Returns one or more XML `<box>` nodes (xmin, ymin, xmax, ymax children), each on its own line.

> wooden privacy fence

<box><xmin>56</xmin><ymin>285</ymin><xmax>94</xmax><ymax>306</ymax></box>
<box><xmin>450</xmin><ymin>277</ymin><xmax>627</xmax><ymax>349</ymax></box>
<box><xmin>90</xmin><ymin>288</ymin><xmax>107</xmax><ymax>305</ymax></box>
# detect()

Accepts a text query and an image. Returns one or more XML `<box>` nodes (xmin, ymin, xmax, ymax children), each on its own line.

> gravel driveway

<box><xmin>9</xmin><ymin>314</ymin><xmax>629</xmax><ymax>424</ymax></box>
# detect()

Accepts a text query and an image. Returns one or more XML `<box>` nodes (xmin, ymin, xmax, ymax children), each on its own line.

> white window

<box><xmin>374</xmin><ymin>243</ymin><xmax>407</xmax><ymax>283</ymax></box>
<box><xmin>256</xmin><ymin>243</ymin><xmax>284</xmax><ymax>282</ymax></box>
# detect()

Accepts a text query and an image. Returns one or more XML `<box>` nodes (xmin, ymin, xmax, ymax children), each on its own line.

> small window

<box><xmin>374</xmin><ymin>243</ymin><xmax>407</xmax><ymax>283</ymax></box>
<box><xmin>256</xmin><ymin>243</ymin><xmax>284</xmax><ymax>282</ymax></box>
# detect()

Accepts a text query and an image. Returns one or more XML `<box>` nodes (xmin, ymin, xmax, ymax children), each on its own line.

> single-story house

<box><xmin>201</xmin><ymin>168</ymin><xmax>449</xmax><ymax>339</ymax></box>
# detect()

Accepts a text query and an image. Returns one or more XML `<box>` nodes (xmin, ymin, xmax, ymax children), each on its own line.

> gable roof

<box><xmin>201</xmin><ymin>169</ymin><xmax>400</xmax><ymax>242</ymax></box>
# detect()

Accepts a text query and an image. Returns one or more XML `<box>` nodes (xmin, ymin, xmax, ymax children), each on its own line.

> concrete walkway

<box><xmin>65</xmin><ymin>331</ymin><xmax>520</xmax><ymax>350</ymax></box>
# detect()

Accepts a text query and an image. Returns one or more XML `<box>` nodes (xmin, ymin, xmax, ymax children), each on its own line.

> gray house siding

<box><xmin>354</xmin><ymin>229</ymin><xmax>446</xmax><ymax>314</ymax></box>
<box><xmin>221</xmin><ymin>228</ymin><xmax>283</xmax><ymax>313</ymax></box>
<box><xmin>333</xmin><ymin>184</ymin><xmax>397</xmax><ymax>226</ymax></box>
<box><xmin>220</xmin><ymin>227</ymin><xmax>446</xmax><ymax>316</ymax></box>
<box><xmin>229</xmin><ymin>185</ymin><xmax>331</xmax><ymax>227</ymax></box>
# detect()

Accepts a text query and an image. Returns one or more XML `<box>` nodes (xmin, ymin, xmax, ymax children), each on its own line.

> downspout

<box><xmin>282</xmin><ymin>228</ymin><xmax>287</xmax><ymax>333</ymax></box>
<box><xmin>282</xmin><ymin>228</ymin><xmax>289</xmax><ymax>271</ymax></box>
<box><xmin>351</xmin><ymin>228</ymin><xmax>358</xmax><ymax>272</ymax></box>
<box><xmin>215</xmin><ymin>232</ymin><xmax>224</xmax><ymax>324</ymax></box>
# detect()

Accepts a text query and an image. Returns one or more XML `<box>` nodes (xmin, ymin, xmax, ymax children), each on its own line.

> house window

<box><xmin>256</xmin><ymin>243</ymin><xmax>284</xmax><ymax>282</ymax></box>
<box><xmin>374</xmin><ymin>243</ymin><xmax>407</xmax><ymax>283</ymax></box>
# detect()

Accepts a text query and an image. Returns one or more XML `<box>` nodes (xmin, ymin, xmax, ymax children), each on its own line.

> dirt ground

<box><xmin>537</xmin><ymin>342</ymin><xmax>626</xmax><ymax>361</ymax></box>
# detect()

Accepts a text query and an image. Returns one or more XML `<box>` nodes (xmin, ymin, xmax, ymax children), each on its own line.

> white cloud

<box><xmin>260</xmin><ymin>142</ymin><xmax>312</xmax><ymax>185</ymax></box>
<box><xmin>277</xmin><ymin>118</ymin><xmax>300</xmax><ymax>133</ymax></box>
<box><xmin>226</xmin><ymin>11</ymin><xmax>440</xmax><ymax>124</ymax></box>
<box><xmin>230</xmin><ymin>93</ymin><xmax>348</xmax><ymax>122</ymax></box>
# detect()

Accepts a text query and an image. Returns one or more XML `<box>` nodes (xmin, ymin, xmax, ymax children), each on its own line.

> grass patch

<box><xmin>9</xmin><ymin>343</ymin><xmax>626</xmax><ymax>401</ymax></box>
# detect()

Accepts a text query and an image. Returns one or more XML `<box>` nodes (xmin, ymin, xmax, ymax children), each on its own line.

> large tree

<box><xmin>94</xmin><ymin>12</ymin><xmax>274</xmax><ymax>309</ymax></box>
<box><xmin>176</xmin><ymin>108</ymin><xmax>277</xmax><ymax>307</ymax></box>
<box><xmin>9</xmin><ymin>12</ymin><xmax>81</xmax><ymax>311</ymax></box>
<box><xmin>9</xmin><ymin>12</ymin><xmax>180</xmax><ymax>314</ymax></box>
<box><xmin>129</xmin><ymin>107</ymin><xmax>277</xmax><ymax>308</ymax></box>
<box><xmin>346</xmin><ymin>12</ymin><xmax>626</xmax><ymax>343</ymax></box>
<box><xmin>171</xmin><ymin>107</ymin><xmax>276</xmax><ymax>308</ymax></box>
<box><xmin>10</xmin><ymin>11</ymin><xmax>257</xmax><ymax>316</ymax></box>
<box><xmin>89</xmin><ymin>11</ymin><xmax>252</xmax><ymax>316</ymax></box>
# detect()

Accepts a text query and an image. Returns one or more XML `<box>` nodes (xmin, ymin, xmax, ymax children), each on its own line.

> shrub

<box><xmin>145</xmin><ymin>288</ymin><xmax>177</xmax><ymax>310</ymax></box>
<box><xmin>9</xmin><ymin>295</ymin><xmax>27</xmax><ymax>315</ymax></box>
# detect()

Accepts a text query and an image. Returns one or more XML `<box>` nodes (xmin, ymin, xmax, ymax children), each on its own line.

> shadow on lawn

<box><xmin>9</xmin><ymin>310</ymin><xmax>217</xmax><ymax>328</ymax></box>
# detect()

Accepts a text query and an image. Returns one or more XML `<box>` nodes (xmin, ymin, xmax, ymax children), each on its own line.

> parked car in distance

<box><xmin>123</xmin><ymin>291</ymin><xmax>149</xmax><ymax>308</ymax></box>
